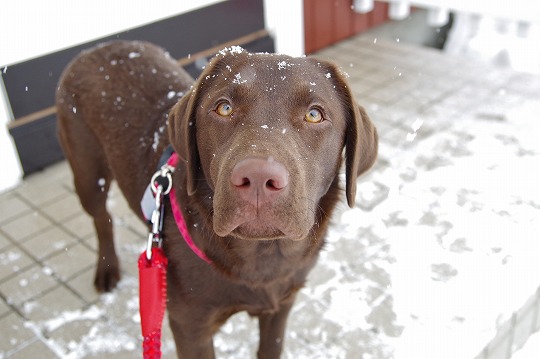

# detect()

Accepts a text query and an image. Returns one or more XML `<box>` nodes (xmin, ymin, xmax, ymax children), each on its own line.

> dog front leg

<box><xmin>257</xmin><ymin>299</ymin><xmax>295</xmax><ymax>359</ymax></box>
<box><xmin>169</xmin><ymin>316</ymin><xmax>216</xmax><ymax>359</ymax></box>
<box><xmin>93</xmin><ymin>213</ymin><xmax>120</xmax><ymax>292</ymax></box>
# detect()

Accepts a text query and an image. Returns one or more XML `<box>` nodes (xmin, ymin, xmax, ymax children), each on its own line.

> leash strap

<box><xmin>138</xmin><ymin>248</ymin><xmax>167</xmax><ymax>359</ymax></box>
<box><xmin>139</xmin><ymin>161</ymin><xmax>173</xmax><ymax>359</ymax></box>
<box><xmin>166</xmin><ymin>153</ymin><xmax>213</xmax><ymax>264</ymax></box>
<box><xmin>138</xmin><ymin>151</ymin><xmax>212</xmax><ymax>358</ymax></box>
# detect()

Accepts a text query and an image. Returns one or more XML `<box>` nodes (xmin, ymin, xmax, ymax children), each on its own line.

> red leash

<box><xmin>138</xmin><ymin>152</ymin><xmax>211</xmax><ymax>359</ymax></box>
<box><xmin>138</xmin><ymin>248</ymin><xmax>168</xmax><ymax>359</ymax></box>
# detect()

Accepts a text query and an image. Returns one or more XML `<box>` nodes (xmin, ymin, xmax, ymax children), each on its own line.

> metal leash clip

<box><xmin>145</xmin><ymin>164</ymin><xmax>175</xmax><ymax>261</ymax></box>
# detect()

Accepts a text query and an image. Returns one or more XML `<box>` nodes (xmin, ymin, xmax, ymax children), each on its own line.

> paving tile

<box><xmin>15</xmin><ymin>180</ymin><xmax>71</xmax><ymax>207</ymax></box>
<box><xmin>116</xmin><ymin>224</ymin><xmax>145</xmax><ymax>248</ymax></box>
<box><xmin>7</xmin><ymin>339</ymin><xmax>59</xmax><ymax>359</ymax></box>
<box><xmin>0</xmin><ymin>296</ymin><xmax>11</xmax><ymax>317</ymax></box>
<box><xmin>113</xmin><ymin>212</ymin><xmax>146</xmax><ymax>237</ymax></box>
<box><xmin>66</xmin><ymin>268</ymin><xmax>100</xmax><ymax>304</ymax></box>
<box><xmin>0</xmin><ymin>232</ymin><xmax>12</xmax><ymax>250</ymax></box>
<box><xmin>21</xmin><ymin>285</ymin><xmax>86</xmax><ymax>324</ymax></box>
<box><xmin>0</xmin><ymin>194</ymin><xmax>31</xmax><ymax>225</ymax></box>
<box><xmin>41</xmin><ymin>195</ymin><xmax>84</xmax><ymax>224</ymax></box>
<box><xmin>82</xmin><ymin>235</ymin><xmax>98</xmax><ymax>252</ymax></box>
<box><xmin>0</xmin><ymin>245</ymin><xmax>34</xmax><ymax>282</ymax></box>
<box><xmin>124</xmin><ymin>214</ymin><xmax>149</xmax><ymax>237</ymax></box>
<box><xmin>107</xmin><ymin>185</ymin><xmax>134</xmax><ymax>219</ymax></box>
<box><xmin>19</xmin><ymin>226</ymin><xmax>79</xmax><ymax>261</ymax></box>
<box><xmin>51</xmin><ymin>279</ymin><xmax>145</xmax><ymax>358</ymax></box>
<box><xmin>61</xmin><ymin>213</ymin><xmax>95</xmax><ymax>240</ymax></box>
<box><xmin>116</xmin><ymin>226</ymin><xmax>145</xmax><ymax>280</ymax></box>
<box><xmin>42</xmin><ymin>244</ymin><xmax>95</xmax><ymax>282</ymax></box>
<box><xmin>47</xmin><ymin>316</ymin><xmax>104</xmax><ymax>357</ymax></box>
<box><xmin>1</xmin><ymin>210</ymin><xmax>53</xmax><ymax>242</ymax></box>
<box><xmin>0</xmin><ymin>265</ymin><xmax>59</xmax><ymax>306</ymax></box>
<box><xmin>0</xmin><ymin>312</ymin><xmax>36</xmax><ymax>353</ymax></box>
<box><xmin>45</xmin><ymin>161</ymin><xmax>74</xmax><ymax>190</ymax></box>
<box><xmin>21</xmin><ymin>161</ymin><xmax>72</xmax><ymax>187</ymax></box>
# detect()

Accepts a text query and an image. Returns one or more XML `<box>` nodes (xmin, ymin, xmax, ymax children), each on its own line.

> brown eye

<box><xmin>216</xmin><ymin>102</ymin><xmax>233</xmax><ymax>117</ymax></box>
<box><xmin>305</xmin><ymin>108</ymin><xmax>323</xmax><ymax>123</ymax></box>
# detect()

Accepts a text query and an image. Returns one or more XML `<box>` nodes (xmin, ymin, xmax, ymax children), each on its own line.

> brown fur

<box><xmin>56</xmin><ymin>41</ymin><xmax>377</xmax><ymax>358</ymax></box>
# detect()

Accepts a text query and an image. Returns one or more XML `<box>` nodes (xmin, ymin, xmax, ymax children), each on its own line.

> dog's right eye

<box><xmin>215</xmin><ymin>102</ymin><xmax>233</xmax><ymax>117</ymax></box>
<box><xmin>305</xmin><ymin>107</ymin><xmax>324</xmax><ymax>123</ymax></box>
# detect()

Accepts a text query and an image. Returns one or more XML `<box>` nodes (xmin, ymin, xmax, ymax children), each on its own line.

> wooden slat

<box><xmin>8</xmin><ymin>107</ymin><xmax>56</xmax><ymax>129</ymax></box>
<box><xmin>8</xmin><ymin>30</ymin><xmax>270</xmax><ymax>130</ymax></box>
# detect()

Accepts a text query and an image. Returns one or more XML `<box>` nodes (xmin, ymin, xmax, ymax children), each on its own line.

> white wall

<box><xmin>0</xmin><ymin>0</ymin><xmax>225</xmax><ymax>193</ymax></box>
<box><xmin>0</xmin><ymin>0</ymin><xmax>225</xmax><ymax>67</ymax></box>
<box><xmin>263</xmin><ymin>0</ymin><xmax>304</xmax><ymax>56</ymax></box>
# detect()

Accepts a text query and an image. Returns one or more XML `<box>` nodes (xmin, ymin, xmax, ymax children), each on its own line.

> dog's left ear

<box><xmin>323</xmin><ymin>63</ymin><xmax>378</xmax><ymax>208</ymax></box>
<box><xmin>168</xmin><ymin>88</ymin><xmax>201</xmax><ymax>196</ymax></box>
<box><xmin>345</xmin><ymin>103</ymin><xmax>378</xmax><ymax>207</ymax></box>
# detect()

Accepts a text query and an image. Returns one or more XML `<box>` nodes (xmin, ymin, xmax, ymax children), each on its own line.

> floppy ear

<box><xmin>345</xmin><ymin>103</ymin><xmax>378</xmax><ymax>207</ymax></box>
<box><xmin>168</xmin><ymin>89</ymin><xmax>201</xmax><ymax>196</ymax></box>
<box><xmin>323</xmin><ymin>63</ymin><xmax>378</xmax><ymax>208</ymax></box>
<box><xmin>311</xmin><ymin>59</ymin><xmax>378</xmax><ymax>207</ymax></box>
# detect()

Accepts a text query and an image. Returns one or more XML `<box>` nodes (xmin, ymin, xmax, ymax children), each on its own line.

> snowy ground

<box><xmin>513</xmin><ymin>331</ymin><xmax>540</xmax><ymax>359</ymax></box>
<box><xmin>1</xmin><ymin>37</ymin><xmax>539</xmax><ymax>358</ymax></box>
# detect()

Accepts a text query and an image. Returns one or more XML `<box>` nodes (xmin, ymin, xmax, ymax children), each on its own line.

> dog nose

<box><xmin>231</xmin><ymin>157</ymin><xmax>289</xmax><ymax>207</ymax></box>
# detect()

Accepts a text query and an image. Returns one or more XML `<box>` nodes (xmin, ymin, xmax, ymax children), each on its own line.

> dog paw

<box><xmin>94</xmin><ymin>260</ymin><xmax>121</xmax><ymax>292</ymax></box>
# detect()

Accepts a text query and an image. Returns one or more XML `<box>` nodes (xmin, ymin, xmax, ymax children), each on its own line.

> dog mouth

<box><xmin>213</xmin><ymin>209</ymin><xmax>308</xmax><ymax>241</ymax></box>
<box><xmin>232</xmin><ymin>222</ymin><xmax>287</xmax><ymax>241</ymax></box>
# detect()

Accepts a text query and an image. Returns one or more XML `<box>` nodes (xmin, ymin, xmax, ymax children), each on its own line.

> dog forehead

<box><xmin>209</xmin><ymin>50</ymin><xmax>332</xmax><ymax>86</ymax></box>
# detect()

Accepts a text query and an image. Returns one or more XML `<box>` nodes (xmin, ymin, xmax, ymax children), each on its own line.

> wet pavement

<box><xmin>1</xmin><ymin>33</ymin><xmax>540</xmax><ymax>358</ymax></box>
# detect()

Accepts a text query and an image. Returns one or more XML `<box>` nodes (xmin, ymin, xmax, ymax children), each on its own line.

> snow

<box><xmin>219</xmin><ymin>46</ymin><xmax>245</xmax><ymax>57</ymax></box>
<box><xmin>513</xmin><ymin>331</ymin><xmax>540</xmax><ymax>359</ymax></box>
<box><xmin>341</xmin><ymin>101</ymin><xmax>540</xmax><ymax>359</ymax></box>
<box><xmin>232</xmin><ymin>73</ymin><xmax>247</xmax><ymax>84</ymax></box>
<box><xmin>152</xmin><ymin>125</ymin><xmax>166</xmax><ymax>152</ymax></box>
<box><xmin>42</xmin><ymin>306</ymin><xmax>103</xmax><ymax>332</ymax></box>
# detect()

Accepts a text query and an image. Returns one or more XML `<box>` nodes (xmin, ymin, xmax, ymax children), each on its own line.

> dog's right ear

<box><xmin>168</xmin><ymin>89</ymin><xmax>200</xmax><ymax>196</ymax></box>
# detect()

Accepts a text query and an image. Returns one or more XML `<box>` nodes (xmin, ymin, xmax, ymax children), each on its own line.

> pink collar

<box><xmin>167</xmin><ymin>153</ymin><xmax>213</xmax><ymax>264</ymax></box>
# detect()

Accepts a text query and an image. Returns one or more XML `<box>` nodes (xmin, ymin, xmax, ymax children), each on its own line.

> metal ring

<box><xmin>150</xmin><ymin>166</ymin><xmax>173</xmax><ymax>195</ymax></box>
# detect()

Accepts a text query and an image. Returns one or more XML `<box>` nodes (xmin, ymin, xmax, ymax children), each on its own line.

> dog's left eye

<box><xmin>305</xmin><ymin>108</ymin><xmax>323</xmax><ymax>123</ymax></box>
<box><xmin>216</xmin><ymin>102</ymin><xmax>233</xmax><ymax>117</ymax></box>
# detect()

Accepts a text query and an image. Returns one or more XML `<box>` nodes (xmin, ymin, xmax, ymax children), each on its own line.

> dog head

<box><xmin>169</xmin><ymin>47</ymin><xmax>377</xmax><ymax>241</ymax></box>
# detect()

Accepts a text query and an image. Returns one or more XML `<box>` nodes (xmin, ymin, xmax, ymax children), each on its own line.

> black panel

<box><xmin>9</xmin><ymin>115</ymin><xmax>64</xmax><ymax>174</ymax></box>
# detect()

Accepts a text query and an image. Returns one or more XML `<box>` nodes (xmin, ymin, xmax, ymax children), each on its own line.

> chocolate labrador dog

<box><xmin>56</xmin><ymin>41</ymin><xmax>377</xmax><ymax>358</ymax></box>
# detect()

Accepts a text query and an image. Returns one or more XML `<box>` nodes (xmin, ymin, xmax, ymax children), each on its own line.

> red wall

<box><xmin>304</xmin><ymin>0</ymin><xmax>390</xmax><ymax>54</ymax></box>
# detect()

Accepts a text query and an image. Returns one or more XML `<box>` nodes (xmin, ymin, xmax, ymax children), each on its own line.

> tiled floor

<box><xmin>1</xmin><ymin>34</ymin><xmax>540</xmax><ymax>358</ymax></box>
